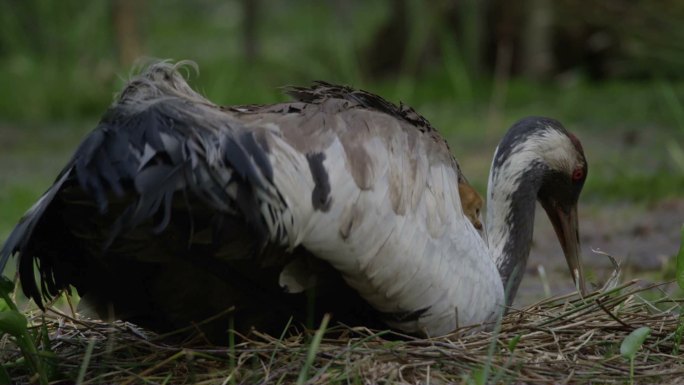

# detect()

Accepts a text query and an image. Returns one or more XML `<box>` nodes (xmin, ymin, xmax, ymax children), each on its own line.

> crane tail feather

<box><xmin>0</xmin><ymin>170</ymin><xmax>72</xmax><ymax>308</ymax></box>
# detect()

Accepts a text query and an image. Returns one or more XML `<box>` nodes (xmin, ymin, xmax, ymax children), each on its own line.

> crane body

<box><xmin>0</xmin><ymin>62</ymin><xmax>587</xmax><ymax>340</ymax></box>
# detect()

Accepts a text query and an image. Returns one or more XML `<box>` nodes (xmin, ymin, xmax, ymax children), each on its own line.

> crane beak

<box><xmin>543</xmin><ymin>203</ymin><xmax>587</xmax><ymax>296</ymax></box>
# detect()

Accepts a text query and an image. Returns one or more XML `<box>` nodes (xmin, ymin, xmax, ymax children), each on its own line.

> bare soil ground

<box><xmin>517</xmin><ymin>198</ymin><xmax>684</xmax><ymax>306</ymax></box>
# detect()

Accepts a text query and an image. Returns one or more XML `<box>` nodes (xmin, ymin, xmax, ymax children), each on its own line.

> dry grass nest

<box><xmin>2</xmin><ymin>280</ymin><xmax>684</xmax><ymax>385</ymax></box>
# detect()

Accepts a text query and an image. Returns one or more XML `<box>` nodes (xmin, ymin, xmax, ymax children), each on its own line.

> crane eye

<box><xmin>572</xmin><ymin>168</ymin><xmax>584</xmax><ymax>182</ymax></box>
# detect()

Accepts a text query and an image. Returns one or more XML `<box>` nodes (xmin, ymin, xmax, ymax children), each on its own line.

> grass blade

<box><xmin>296</xmin><ymin>314</ymin><xmax>330</xmax><ymax>385</ymax></box>
<box><xmin>677</xmin><ymin>225</ymin><xmax>684</xmax><ymax>290</ymax></box>
<box><xmin>0</xmin><ymin>365</ymin><xmax>10</xmax><ymax>385</ymax></box>
<box><xmin>76</xmin><ymin>338</ymin><xmax>96</xmax><ymax>385</ymax></box>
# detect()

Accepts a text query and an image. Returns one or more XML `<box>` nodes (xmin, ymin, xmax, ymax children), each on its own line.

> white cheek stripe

<box><xmin>486</xmin><ymin>126</ymin><xmax>582</xmax><ymax>270</ymax></box>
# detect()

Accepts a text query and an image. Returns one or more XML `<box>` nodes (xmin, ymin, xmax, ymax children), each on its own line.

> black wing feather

<box><xmin>1</xmin><ymin>92</ymin><xmax>279</xmax><ymax>309</ymax></box>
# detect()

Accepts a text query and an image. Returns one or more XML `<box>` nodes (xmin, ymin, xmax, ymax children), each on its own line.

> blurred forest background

<box><xmin>0</xmin><ymin>0</ymin><xmax>683</xmax><ymax>301</ymax></box>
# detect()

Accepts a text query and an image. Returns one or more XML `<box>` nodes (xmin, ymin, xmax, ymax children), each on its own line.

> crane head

<box><xmin>534</xmin><ymin>121</ymin><xmax>588</xmax><ymax>295</ymax></box>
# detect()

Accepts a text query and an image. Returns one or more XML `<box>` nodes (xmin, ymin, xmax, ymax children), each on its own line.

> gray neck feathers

<box><xmin>486</xmin><ymin>148</ymin><xmax>546</xmax><ymax>307</ymax></box>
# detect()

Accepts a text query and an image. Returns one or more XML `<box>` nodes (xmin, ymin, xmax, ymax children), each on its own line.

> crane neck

<box><xmin>486</xmin><ymin>147</ymin><xmax>545</xmax><ymax>306</ymax></box>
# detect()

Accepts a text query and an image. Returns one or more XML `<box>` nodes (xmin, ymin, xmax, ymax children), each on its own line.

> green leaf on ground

<box><xmin>677</xmin><ymin>225</ymin><xmax>684</xmax><ymax>290</ymax></box>
<box><xmin>508</xmin><ymin>335</ymin><xmax>521</xmax><ymax>352</ymax></box>
<box><xmin>620</xmin><ymin>327</ymin><xmax>652</xmax><ymax>359</ymax></box>
<box><xmin>0</xmin><ymin>310</ymin><xmax>27</xmax><ymax>338</ymax></box>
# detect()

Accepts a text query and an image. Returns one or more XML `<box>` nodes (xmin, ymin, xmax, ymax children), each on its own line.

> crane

<box><xmin>0</xmin><ymin>61</ymin><xmax>587</xmax><ymax>340</ymax></box>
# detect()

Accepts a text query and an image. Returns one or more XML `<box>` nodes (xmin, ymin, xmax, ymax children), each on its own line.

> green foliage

<box><xmin>297</xmin><ymin>314</ymin><xmax>330</xmax><ymax>385</ymax></box>
<box><xmin>75</xmin><ymin>338</ymin><xmax>96</xmax><ymax>385</ymax></box>
<box><xmin>673</xmin><ymin>313</ymin><xmax>684</xmax><ymax>355</ymax></box>
<box><xmin>0</xmin><ymin>310</ymin><xmax>27</xmax><ymax>337</ymax></box>
<box><xmin>0</xmin><ymin>276</ymin><xmax>13</xmax><ymax>295</ymax></box>
<box><xmin>677</xmin><ymin>225</ymin><xmax>684</xmax><ymax>290</ymax></box>
<box><xmin>555</xmin><ymin>0</ymin><xmax>684</xmax><ymax>78</ymax></box>
<box><xmin>621</xmin><ymin>326</ymin><xmax>652</xmax><ymax>385</ymax></box>
<box><xmin>585</xmin><ymin>171</ymin><xmax>684</xmax><ymax>203</ymax></box>
<box><xmin>507</xmin><ymin>335</ymin><xmax>521</xmax><ymax>352</ymax></box>
<box><xmin>659</xmin><ymin>80</ymin><xmax>684</xmax><ymax>177</ymax></box>
<box><xmin>0</xmin><ymin>366</ymin><xmax>10</xmax><ymax>385</ymax></box>
<box><xmin>621</xmin><ymin>326</ymin><xmax>652</xmax><ymax>359</ymax></box>
<box><xmin>0</xmin><ymin>0</ymin><xmax>680</xmax><ymax>210</ymax></box>
<box><xmin>466</xmin><ymin>366</ymin><xmax>487</xmax><ymax>385</ymax></box>
<box><xmin>0</xmin><ymin>276</ymin><xmax>49</xmax><ymax>385</ymax></box>
<box><xmin>0</xmin><ymin>277</ymin><xmax>10</xmax><ymax>312</ymax></box>
<box><xmin>0</xmin><ymin>0</ymin><xmax>114</xmax><ymax>121</ymax></box>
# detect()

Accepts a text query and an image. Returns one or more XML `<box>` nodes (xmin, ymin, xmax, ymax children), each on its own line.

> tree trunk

<box><xmin>242</xmin><ymin>0</ymin><xmax>260</xmax><ymax>64</ymax></box>
<box><xmin>521</xmin><ymin>0</ymin><xmax>554</xmax><ymax>80</ymax></box>
<box><xmin>112</xmin><ymin>0</ymin><xmax>143</xmax><ymax>67</ymax></box>
<box><xmin>460</xmin><ymin>0</ymin><xmax>485</xmax><ymax>78</ymax></box>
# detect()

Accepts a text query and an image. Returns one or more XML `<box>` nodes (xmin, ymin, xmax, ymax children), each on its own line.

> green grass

<box><xmin>0</xmin><ymin>277</ymin><xmax>50</xmax><ymax>385</ymax></box>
